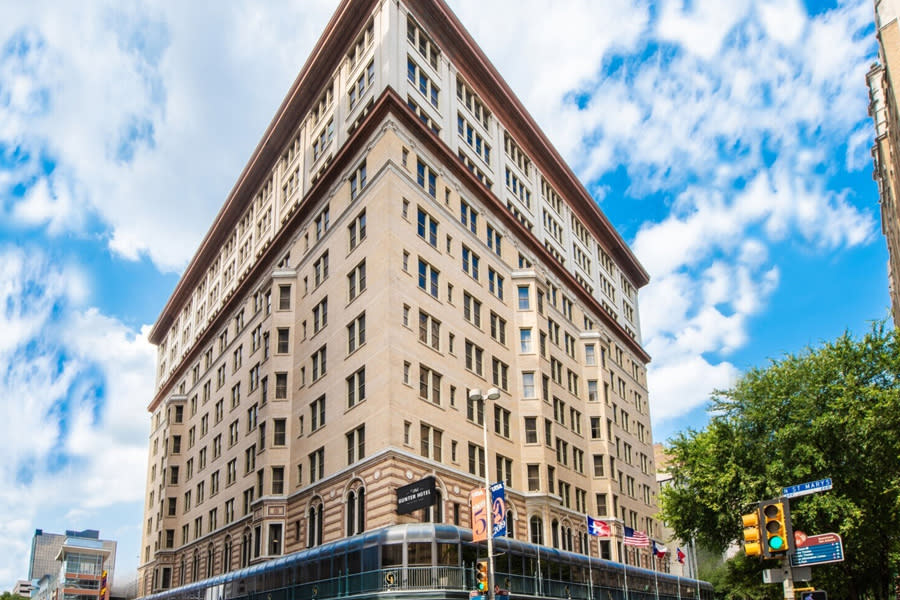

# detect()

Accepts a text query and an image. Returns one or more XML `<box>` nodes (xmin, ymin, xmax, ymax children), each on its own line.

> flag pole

<box><xmin>652</xmin><ymin>546</ymin><xmax>660</xmax><ymax>600</ymax></box>
<box><xmin>587</xmin><ymin>531</ymin><xmax>594</xmax><ymax>600</ymax></box>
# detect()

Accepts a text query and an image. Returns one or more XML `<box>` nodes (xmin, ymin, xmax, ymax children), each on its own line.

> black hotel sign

<box><xmin>396</xmin><ymin>476</ymin><xmax>437</xmax><ymax>514</ymax></box>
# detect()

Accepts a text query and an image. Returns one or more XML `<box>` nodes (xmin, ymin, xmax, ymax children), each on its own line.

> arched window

<box><xmin>308</xmin><ymin>502</ymin><xmax>323</xmax><ymax>547</ymax></box>
<box><xmin>424</xmin><ymin>489</ymin><xmax>442</xmax><ymax>523</ymax></box>
<box><xmin>565</xmin><ymin>527</ymin><xmax>573</xmax><ymax>551</ymax></box>
<box><xmin>347</xmin><ymin>490</ymin><xmax>357</xmax><ymax>536</ymax></box>
<box><xmin>530</xmin><ymin>516</ymin><xmax>543</xmax><ymax>545</ymax></box>
<box><xmin>223</xmin><ymin>537</ymin><xmax>232</xmax><ymax>573</ymax></box>
<box><xmin>179</xmin><ymin>557</ymin><xmax>185</xmax><ymax>586</ymax></box>
<box><xmin>551</xmin><ymin>520</ymin><xmax>560</xmax><ymax>549</ymax></box>
<box><xmin>506</xmin><ymin>510</ymin><xmax>514</xmax><ymax>538</ymax></box>
<box><xmin>206</xmin><ymin>544</ymin><xmax>214</xmax><ymax>577</ymax></box>
<box><xmin>191</xmin><ymin>550</ymin><xmax>200</xmax><ymax>583</ymax></box>
<box><xmin>240</xmin><ymin>529</ymin><xmax>252</xmax><ymax>568</ymax></box>
<box><xmin>346</xmin><ymin>488</ymin><xmax>367</xmax><ymax>535</ymax></box>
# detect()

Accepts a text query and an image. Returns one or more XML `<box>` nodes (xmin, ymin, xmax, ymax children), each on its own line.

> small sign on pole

<box><xmin>782</xmin><ymin>478</ymin><xmax>832</xmax><ymax>499</ymax></box>
<box><xmin>790</xmin><ymin>533</ymin><xmax>844</xmax><ymax>567</ymax></box>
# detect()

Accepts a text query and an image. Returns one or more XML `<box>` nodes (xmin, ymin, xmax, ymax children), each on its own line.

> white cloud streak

<box><xmin>0</xmin><ymin>246</ymin><xmax>155</xmax><ymax>587</ymax></box>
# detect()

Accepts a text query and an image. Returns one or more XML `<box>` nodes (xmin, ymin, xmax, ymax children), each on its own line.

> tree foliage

<box><xmin>660</xmin><ymin>322</ymin><xmax>900</xmax><ymax>600</ymax></box>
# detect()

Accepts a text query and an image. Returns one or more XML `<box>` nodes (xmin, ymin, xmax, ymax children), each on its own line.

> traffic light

<box><xmin>760</xmin><ymin>498</ymin><xmax>793</xmax><ymax>557</ymax></box>
<box><xmin>99</xmin><ymin>569</ymin><xmax>108</xmax><ymax>600</ymax></box>
<box><xmin>475</xmin><ymin>560</ymin><xmax>488</xmax><ymax>592</ymax></box>
<box><xmin>741</xmin><ymin>506</ymin><xmax>762</xmax><ymax>557</ymax></box>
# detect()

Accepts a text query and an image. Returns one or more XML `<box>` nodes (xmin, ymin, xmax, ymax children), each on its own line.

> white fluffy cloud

<box><xmin>456</xmin><ymin>0</ymin><xmax>876</xmax><ymax>428</ymax></box>
<box><xmin>0</xmin><ymin>1</ymin><xmax>336</xmax><ymax>271</ymax></box>
<box><xmin>0</xmin><ymin>246</ymin><xmax>155</xmax><ymax>587</ymax></box>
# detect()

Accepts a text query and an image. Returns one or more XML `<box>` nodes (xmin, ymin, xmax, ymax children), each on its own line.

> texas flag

<box><xmin>652</xmin><ymin>541</ymin><xmax>668</xmax><ymax>558</ymax></box>
<box><xmin>676</xmin><ymin>548</ymin><xmax>686</xmax><ymax>564</ymax></box>
<box><xmin>586</xmin><ymin>516</ymin><xmax>611</xmax><ymax>537</ymax></box>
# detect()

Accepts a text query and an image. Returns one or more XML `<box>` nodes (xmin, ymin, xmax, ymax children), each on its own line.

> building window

<box><xmin>418</xmin><ymin>364</ymin><xmax>442</xmax><ymax>404</ymax></box>
<box><xmin>488</xmin><ymin>268</ymin><xmax>504</xmax><ymax>299</ymax></box>
<box><xmin>417</xmin><ymin>207</ymin><xmax>438</xmax><ymax>247</ymax></box>
<box><xmin>418</xmin><ymin>258</ymin><xmax>439</xmax><ymax>297</ymax></box>
<box><xmin>310</xmin><ymin>395</ymin><xmax>326</xmax><ymax>431</ymax></box>
<box><xmin>416</xmin><ymin>158</ymin><xmax>437</xmax><ymax>197</ymax></box>
<box><xmin>517</xmin><ymin>285</ymin><xmax>530</xmax><ymax>310</ymax></box>
<box><xmin>347</xmin><ymin>367</ymin><xmax>366</xmax><ymax>408</ymax></box>
<box><xmin>347</xmin><ymin>312</ymin><xmax>366</xmax><ymax>353</ymax></box>
<box><xmin>493</xmin><ymin>405</ymin><xmax>511</xmax><ymax>437</ymax></box>
<box><xmin>467</xmin><ymin>393</ymin><xmax>484</xmax><ymax>425</ymax></box>
<box><xmin>349</xmin><ymin>161</ymin><xmax>367</xmax><ymax>200</ymax></box>
<box><xmin>464</xmin><ymin>340</ymin><xmax>484</xmax><ymax>376</ymax></box>
<box><xmin>420</xmin><ymin>423</ymin><xmax>443</xmax><ymax>461</ymax></box>
<box><xmin>308</xmin><ymin>502</ymin><xmax>324</xmax><ymax>547</ymax></box>
<box><xmin>347</xmin><ymin>260</ymin><xmax>367</xmax><ymax>301</ymax></box>
<box><xmin>460</xmin><ymin>201</ymin><xmax>478</xmax><ymax>234</ymax></box>
<box><xmin>461</xmin><ymin>246</ymin><xmax>480</xmax><ymax>280</ymax></box>
<box><xmin>527</xmin><ymin>464</ymin><xmax>540</xmax><ymax>492</ymax></box>
<box><xmin>313</xmin><ymin>251</ymin><xmax>329</xmax><ymax>288</ymax></box>
<box><xmin>309</xmin><ymin>448</ymin><xmax>325</xmax><ymax>483</ymax></box>
<box><xmin>278</xmin><ymin>285</ymin><xmax>291</xmax><ymax>310</ymax></box>
<box><xmin>346</xmin><ymin>488</ymin><xmax>366</xmax><ymax>536</ymax></box>
<box><xmin>276</xmin><ymin>328</ymin><xmax>290</xmax><ymax>354</ymax></box>
<box><xmin>407</xmin><ymin>56</ymin><xmax>439</xmax><ymax>108</ymax></box>
<box><xmin>346</xmin><ymin>425</ymin><xmax>365</xmax><ymax>464</ymax></box>
<box><xmin>273</xmin><ymin>419</ymin><xmax>286</xmax><ymax>446</ymax></box>
<box><xmin>312</xmin><ymin>297</ymin><xmax>328</xmax><ymax>334</ymax></box>
<box><xmin>524</xmin><ymin>417</ymin><xmax>538</xmax><ymax>444</ymax></box>
<box><xmin>418</xmin><ymin>310</ymin><xmax>440</xmax><ymax>350</ymax></box>
<box><xmin>463</xmin><ymin>292</ymin><xmax>481</xmax><ymax>327</ymax></box>
<box><xmin>311</xmin><ymin>346</ymin><xmax>327</xmax><ymax>381</ymax></box>
<box><xmin>491</xmin><ymin>357</ymin><xmax>509</xmax><ymax>390</ymax></box>
<box><xmin>271</xmin><ymin>466</ymin><xmax>285</xmax><ymax>495</ymax></box>
<box><xmin>467</xmin><ymin>443</ymin><xmax>485</xmax><ymax>477</ymax></box>
<box><xmin>489</xmin><ymin>312</ymin><xmax>506</xmax><ymax>344</ymax></box>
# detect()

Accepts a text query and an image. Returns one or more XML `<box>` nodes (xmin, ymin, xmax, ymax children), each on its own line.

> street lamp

<box><xmin>469</xmin><ymin>387</ymin><xmax>501</xmax><ymax>600</ymax></box>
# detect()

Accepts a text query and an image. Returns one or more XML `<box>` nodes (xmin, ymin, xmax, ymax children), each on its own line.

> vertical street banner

<box><xmin>470</xmin><ymin>487</ymin><xmax>488</xmax><ymax>542</ymax></box>
<box><xmin>491</xmin><ymin>482</ymin><xmax>507</xmax><ymax>538</ymax></box>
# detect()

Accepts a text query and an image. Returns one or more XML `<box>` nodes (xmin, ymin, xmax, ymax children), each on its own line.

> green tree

<box><xmin>660</xmin><ymin>322</ymin><xmax>900</xmax><ymax>600</ymax></box>
<box><xmin>1</xmin><ymin>593</ymin><xmax>28</xmax><ymax>600</ymax></box>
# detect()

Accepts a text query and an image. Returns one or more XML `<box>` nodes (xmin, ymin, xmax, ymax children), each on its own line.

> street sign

<box><xmin>790</xmin><ymin>533</ymin><xmax>844</xmax><ymax>567</ymax></box>
<box><xmin>782</xmin><ymin>478</ymin><xmax>832</xmax><ymax>499</ymax></box>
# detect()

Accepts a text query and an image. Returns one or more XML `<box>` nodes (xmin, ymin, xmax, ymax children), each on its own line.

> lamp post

<box><xmin>470</xmin><ymin>387</ymin><xmax>501</xmax><ymax>600</ymax></box>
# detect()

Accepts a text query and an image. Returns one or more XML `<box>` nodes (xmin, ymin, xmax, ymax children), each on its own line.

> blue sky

<box><xmin>0</xmin><ymin>0</ymin><xmax>886</xmax><ymax>591</ymax></box>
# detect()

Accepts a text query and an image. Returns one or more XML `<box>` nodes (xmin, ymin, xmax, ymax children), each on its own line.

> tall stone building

<box><xmin>139</xmin><ymin>0</ymin><xmax>660</xmax><ymax>594</ymax></box>
<box><xmin>870</xmin><ymin>0</ymin><xmax>900</xmax><ymax>325</ymax></box>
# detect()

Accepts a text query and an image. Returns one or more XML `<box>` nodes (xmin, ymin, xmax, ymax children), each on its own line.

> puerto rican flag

<box><xmin>623</xmin><ymin>526</ymin><xmax>650</xmax><ymax>547</ymax></box>
<box><xmin>676</xmin><ymin>548</ymin><xmax>686</xmax><ymax>564</ymax></box>
<box><xmin>586</xmin><ymin>516</ymin><xmax>611</xmax><ymax>537</ymax></box>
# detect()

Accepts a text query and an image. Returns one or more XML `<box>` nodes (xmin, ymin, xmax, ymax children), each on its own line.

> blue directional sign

<box><xmin>782</xmin><ymin>478</ymin><xmax>832</xmax><ymax>499</ymax></box>
<box><xmin>790</xmin><ymin>533</ymin><xmax>844</xmax><ymax>567</ymax></box>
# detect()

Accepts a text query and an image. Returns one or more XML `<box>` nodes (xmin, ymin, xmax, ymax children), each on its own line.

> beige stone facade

<box><xmin>139</xmin><ymin>0</ymin><xmax>660</xmax><ymax>595</ymax></box>
<box><xmin>871</xmin><ymin>0</ymin><xmax>900</xmax><ymax>325</ymax></box>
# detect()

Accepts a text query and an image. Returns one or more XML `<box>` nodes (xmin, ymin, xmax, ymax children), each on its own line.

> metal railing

<box><xmin>245</xmin><ymin>567</ymin><xmax>663</xmax><ymax>600</ymax></box>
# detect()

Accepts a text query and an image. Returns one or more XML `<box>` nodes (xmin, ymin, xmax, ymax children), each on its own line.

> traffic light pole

<box><xmin>781</xmin><ymin>559</ymin><xmax>795</xmax><ymax>600</ymax></box>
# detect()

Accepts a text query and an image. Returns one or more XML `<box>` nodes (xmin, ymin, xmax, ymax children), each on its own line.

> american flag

<box><xmin>623</xmin><ymin>526</ymin><xmax>650</xmax><ymax>547</ymax></box>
